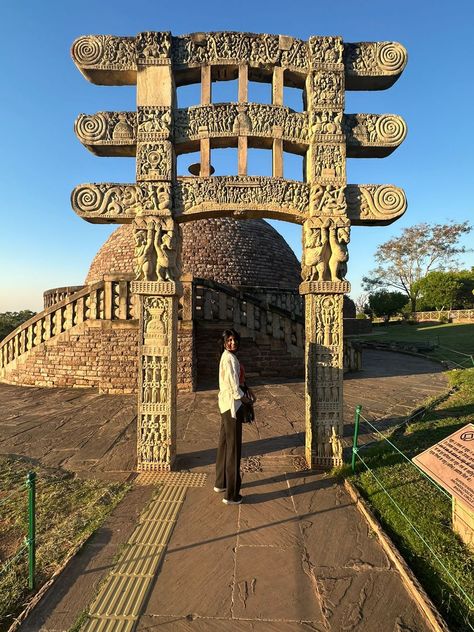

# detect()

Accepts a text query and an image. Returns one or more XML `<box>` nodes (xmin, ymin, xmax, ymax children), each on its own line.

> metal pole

<box><xmin>26</xmin><ymin>471</ymin><xmax>36</xmax><ymax>590</ymax></box>
<box><xmin>351</xmin><ymin>405</ymin><xmax>362</xmax><ymax>473</ymax></box>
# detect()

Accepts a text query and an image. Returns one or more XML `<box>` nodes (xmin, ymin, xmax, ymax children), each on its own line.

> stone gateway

<box><xmin>70</xmin><ymin>31</ymin><xmax>407</xmax><ymax>471</ymax></box>
<box><xmin>4</xmin><ymin>31</ymin><xmax>408</xmax><ymax>472</ymax></box>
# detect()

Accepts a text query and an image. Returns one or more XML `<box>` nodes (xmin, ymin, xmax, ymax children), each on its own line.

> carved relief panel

<box><xmin>137</xmin><ymin>293</ymin><xmax>178</xmax><ymax>471</ymax></box>
<box><xmin>304</xmin><ymin>292</ymin><xmax>344</xmax><ymax>466</ymax></box>
<box><xmin>136</xmin><ymin>141</ymin><xmax>174</xmax><ymax>181</ymax></box>
<box><xmin>302</xmin><ymin>216</ymin><xmax>350</xmax><ymax>283</ymax></box>
<box><xmin>134</xmin><ymin>217</ymin><xmax>182</xmax><ymax>283</ymax></box>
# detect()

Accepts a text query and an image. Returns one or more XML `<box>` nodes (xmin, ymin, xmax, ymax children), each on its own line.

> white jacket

<box><xmin>218</xmin><ymin>350</ymin><xmax>244</xmax><ymax>418</ymax></box>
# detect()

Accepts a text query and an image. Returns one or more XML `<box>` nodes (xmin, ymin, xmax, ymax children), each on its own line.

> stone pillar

<box><xmin>134</xmin><ymin>31</ymin><xmax>182</xmax><ymax>471</ymax></box>
<box><xmin>301</xmin><ymin>36</ymin><xmax>349</xmax><ymax>468</ymax></box>
<box><xmin>133</xmin><ymin>279</ymin><xmax>181</xmax><ymax>470</ymax></box>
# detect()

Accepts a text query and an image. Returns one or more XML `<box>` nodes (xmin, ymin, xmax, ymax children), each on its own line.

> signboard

<box><xmin>413</xmin><ymin>423</ymin><xmax>474</xmax><ymax>511</ymax></box>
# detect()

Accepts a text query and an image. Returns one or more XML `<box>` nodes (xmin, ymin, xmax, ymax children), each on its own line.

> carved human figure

<box><xmin>330</xmin><ymin>426</ymin><xmax>343</xmax><ymax>462</ymax></box>
<box><xmin>134</xmin><ymin>226</ymin><xmax>155</xmax><ymax>281</ymax></box>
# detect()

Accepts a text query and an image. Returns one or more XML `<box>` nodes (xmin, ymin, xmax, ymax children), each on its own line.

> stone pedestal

<box><xmin>452</xmin><ymin>497</ymin><xmax>474</xmax><ymax>551</ymax></box>
<box><xmin>300</xmin><ymin>280</ymin><xmax>349</xmax><ymax>469</ymax></box>
<box><xmin>133</xmin><ymin>280</ymin><xmax>181</xmax><ymax>471</ymax></box>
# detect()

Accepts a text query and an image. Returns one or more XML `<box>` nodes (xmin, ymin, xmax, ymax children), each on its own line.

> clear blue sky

<box><xmin>1</xmin><ymin>0</ymin><xmax>473</xmax><ymax>312</ymax></box>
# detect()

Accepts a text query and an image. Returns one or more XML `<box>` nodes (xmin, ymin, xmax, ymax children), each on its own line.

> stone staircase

<box><xmin>0</xmin><ymin>275</ymin><xmax>360</xmax><ymax>393</ymax></box>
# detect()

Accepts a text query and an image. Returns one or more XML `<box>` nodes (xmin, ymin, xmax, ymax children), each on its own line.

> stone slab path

<box><xmin>135</xmin><ymin>472</ymin><xmax>432</xmax><ymax>631</ymax></box>
<box><xmin>0</xmin><ymin>350</ymin><xmax>448</xmax><ymax>631</ymax></box>
<box><xmin>0</xmin><ymin>351</ymin><xmax>447</xmax><ymax>480</ymax></box>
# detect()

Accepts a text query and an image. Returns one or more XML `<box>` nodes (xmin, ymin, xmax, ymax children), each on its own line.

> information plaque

<box><xmin>413</xmin><ymin>423</ymin><xmax>474</xmax><ymax>511</ymax></box>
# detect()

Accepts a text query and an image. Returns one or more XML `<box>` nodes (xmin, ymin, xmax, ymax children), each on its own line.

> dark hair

<box><xmin>220</xmin><ymin>328</ymin><xmax>241</xmax><ymax>353</ymax></box>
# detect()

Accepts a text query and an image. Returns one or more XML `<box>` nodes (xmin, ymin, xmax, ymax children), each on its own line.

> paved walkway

<box><xmin>0</xmin><ymin>351</ymin><xmax>448</xmax><ymax>631</ymax></box>
<box><xmin>0</xmin><ymin>351</ymin><xmax>447</xmax><ymax>480</ymax></box>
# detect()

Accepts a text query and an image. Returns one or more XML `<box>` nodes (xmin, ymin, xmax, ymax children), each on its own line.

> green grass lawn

<box><xmin>355</xmin><ymin>322</ymin><xmax>474</xmax><ymax>368</ymax></box>
<box><xmin>0</xmin><ymin>456</ymin><xmax>129</xmax><ymax>631</ymax></box>
<box><xmin>350</xmin><ymin>368</ymin><xmax>474</xmax><ymax>631</ymax></box>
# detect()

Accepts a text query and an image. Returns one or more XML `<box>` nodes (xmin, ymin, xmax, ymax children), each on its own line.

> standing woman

<box><xmin>215</xmin><ymin>329</ymin><xmax>255</xmax><ymax>505</ymax></box>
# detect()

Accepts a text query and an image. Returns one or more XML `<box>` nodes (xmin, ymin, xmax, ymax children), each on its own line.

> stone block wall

<box><xmin>2</xmin><ymin>321</ymin><xmax>139</xmax><ymax>393</ymax></box>
<box><xmin>1</xmin><ymin>320</ymin><xmax>196</xmax><ymax>394</ymax></box>
<box><xmin>195</xmin><ymin>322</ymin><xmax>305</xmax><ymax>388</ymax></box>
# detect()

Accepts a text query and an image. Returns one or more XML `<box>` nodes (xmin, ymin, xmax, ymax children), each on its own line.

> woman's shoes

<box><xmin>213</xmin><ymin>486</ymin><xmax>226</xmax><ymax>492</ymax></box>
<box><xmin>222</xmin><ymin>495</ymin><xmax>243</xmax><ymax>505</ymax></box>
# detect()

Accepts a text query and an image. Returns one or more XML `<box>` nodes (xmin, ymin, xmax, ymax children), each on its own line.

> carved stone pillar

<box><xmin>134</xmin><ymin>31</ymin><xmax>181</xmax><ymax>471</ymax></box>
<box><xmin>302</xmin><ymin>36</ymin><xmax>349</xmax><ymax>468</ymax></box>
<box><xmin>133</xmin><ymin>279</ymin><xmax>180</xmax><ymax>470</ymax></box>
<box><xmin>300</xmin><ymin>280</ymin><xmax>348</xmax><ymax>468</ymax></box>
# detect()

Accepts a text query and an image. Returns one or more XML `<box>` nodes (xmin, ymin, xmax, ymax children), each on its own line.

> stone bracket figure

<box><xmin>302</xmin><ymin>217</ymin><xmax>350</xmax><ymax>282</ymax></box>
<box><xmin>134</xmin><ymin>216</ymin><xmax>182</xmax><ymax>283</ymax></box>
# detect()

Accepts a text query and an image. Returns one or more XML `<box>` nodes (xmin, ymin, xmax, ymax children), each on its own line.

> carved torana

<box><xmin>72</xmin><ymin>34</ymin><xmax>407</xmax><ymax>91</ymax></box>
<box><xmin>71</xmin><ymin>181</ymin><xmax>406</xmax><ymax>227</ymax></box>
<box><xmin>75</xmin><ymin>109</ymin><xmax>406</xmax><ymax>159</ymax></box>
<box><xmin>71</xmin><ymin>29</ymin><xmax>408</xmax><ymax>470</ymax></box>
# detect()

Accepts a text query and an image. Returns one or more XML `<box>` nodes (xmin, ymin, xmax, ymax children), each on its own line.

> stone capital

<box><xmin>131</xmin><ymin>280</ymin><xmax>183</xmax><ymax>296</ymax></box>
<box><xmin>299</xmin><ymin>280</ymin><xmax>350</xmax><ymax>295</ymax></box>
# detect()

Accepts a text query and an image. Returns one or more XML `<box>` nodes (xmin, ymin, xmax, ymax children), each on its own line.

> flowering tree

<box><xmin>362</xmin><ymin>222</ymin><xmax>471</xmax><ymax>312</ymax></box>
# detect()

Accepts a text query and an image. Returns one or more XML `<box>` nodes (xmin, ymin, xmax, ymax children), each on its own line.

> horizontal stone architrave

<box><xmin>71</xmin><ymin>33</ymin><xmax>406</xmax><ymax>90</ymax></box>
<box><xmin>75</xmin><ymin>108</ymin><xmax>406</xmax><ymax>159</ymax></box>
<box><xmin>71</xmin><ymin>179</ymin><xmax>406</xmax><ymax>226</ymax></box>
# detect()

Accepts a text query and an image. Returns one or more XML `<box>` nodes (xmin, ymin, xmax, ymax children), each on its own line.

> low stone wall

<box><xmin>2</xmin><ymin>321</ymin><xmax>139</xmax><ymax>393</ymax></box>
<box><xmin>1</xmin><ymin>320</ymin><xmax>196</xmax><ymax>394</ymax></box>
<box><xmin>43</xmin><ymin>286</ymin><xmax>85</xmax><ymax>309</ymax></box>
<box><xmin>344</xmin><ymin>318</ymin><xmax>372</xmax><ymax>336</ymax></box>
<box><xmin>413</xmin><ymin>309</ymin><xmax>474</xmax><ymax>322</ymax></box>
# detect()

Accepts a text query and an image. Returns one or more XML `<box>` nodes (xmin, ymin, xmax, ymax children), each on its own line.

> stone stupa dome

<box><xmin>86</xmin><ymin>218</ymin><xmax>301</xmax><ymax>288</ymax></box>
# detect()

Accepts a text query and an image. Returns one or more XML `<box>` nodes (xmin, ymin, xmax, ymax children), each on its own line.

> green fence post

<box><xmin>26</xmin><ymin>471</ymin><xmax>36</xmax><ymax>590</ymax></box>
<box><xmin>351</xmin><ymin>405</ymin><xmax>362</xmax><ymax>473</ymax></box>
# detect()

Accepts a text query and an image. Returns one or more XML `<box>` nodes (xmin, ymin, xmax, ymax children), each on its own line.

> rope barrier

<box><xmin>0</xmin><ymin>485</ymin><xmax>26</xmax><ymax>507</ymax></box>
<box><xmin>355</xmin><ymin>450</ymin><xmax>474</xmax><ymax>617</ymax></box>
<box><xmin>358</xmin><ymin>413</ymin><xmax>452</xmax><ymax>499</ymax></box>
<box><xmin>437</xmin><ymin>345</ymin><xmax>474</xmax><ymax>359</ymax></box>
<box><xmin>0</xmin><ymin>542</ymin><xmax>28</xmax><ymax>577</ymax></box>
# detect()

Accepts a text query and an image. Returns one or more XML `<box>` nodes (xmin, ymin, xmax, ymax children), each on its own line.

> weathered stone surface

<box><xmin>3</xmin><ymin>352</ymin><xmax>446</xmax><ymax>630</ymax></box>
<box><xmin>86</xmin><ymin>219</ymin><xmax>301</xmax><ymax>288</ymax></box>
<box><xmin>75</xmin><ymin>108</ymin><xmax>406</xmax><ymax>159</ymax></box>
<box><xmin>70</xmin><ymin>29</ymin><xmax>407</xmax><ymax>469</ymax></box>
<box><xmin>71</xmin><ymin>33</ymin><xmax>407</xmax><ymax>91</ymax></box>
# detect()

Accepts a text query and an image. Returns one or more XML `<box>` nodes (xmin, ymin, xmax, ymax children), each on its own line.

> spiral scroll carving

<box><xmin>376</xmin><ymin>42</ymin><xmax>407</xmax><ymax>74</ymax></box>
<box><xmin>75</xmin><ymin>114</ymin><xmax>107</xmax><ymax>143</ymax></box>
<box><xmin>373</xmin><ymin>185</ymin><xmax>406</xmax><ymax>218</ymax></box>
<box><xmin>72</xmin><ymin>185</ymin><xmax>103</xmax><ymax>214</ymax></box>
<box><xmin>345</xmin><ymin>185</ymin><xmax>406</xmax><ymax>223</ymax></box>
<box><xmin>375</xmin><ymin>115</ymin><xmax>407</xmax><ymax>145</ymax></box>
<box><xmin>72</xmin><ymin>36</ymin><xmax>104</xmax><ymax>66</ymax></box>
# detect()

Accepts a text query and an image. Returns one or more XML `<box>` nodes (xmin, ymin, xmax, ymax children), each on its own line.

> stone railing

<box><xmin>192</xmin><ymin>277</ymin><xmax>361</xmax><ymax>371</ymax></box>
<box><xmin>43</xmin><ymin>285</ymin><xmax>85</xmax><ymax>308</ymax></box>
<box><xmin>239</xmin><ymin>287</ymin><xmax>304</xmax><ymax>319</ymax></box>
<box><xmin>0</xmin><ymin>275</ymin><xmax>136</xmax><ymax>372</ymax></box>
<box><xmin>193</xmin><ymin>278</ymin><xmax>304</xmax><ymax>350</ymax></box>
<box><xmin>1</xmin><ymin>274</ymin><xmax>361</xmax><ymax>376</ymax></box>
<box><xmin>413</xmin><ymin>309</ymin><xmax>474</xmax><ymax>322</ymax></box>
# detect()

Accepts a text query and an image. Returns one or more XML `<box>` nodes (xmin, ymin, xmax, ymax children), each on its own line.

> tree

<box><xmin>413</xmin><ymin>272</ymin><xmax>462</xmax><ymax>311</ymax></box>
<box><xmin>368</xmin><ymin>290</ymin><xmax>408</xmax><ymax>322</ymax></box>
<box><xmin>353</xmin><ymin>292</ymin><xmax>369</xmax><ymax>315</ymax></box>
<box><xmin>362</xmin><ymin>222</ymin><xmax>472</xmax><ymax>312</ymax></box>
<box><xmin>453</xmin><ymin>269</ymin><xmax>474</xmax><ymax>308</ymax></box>
<box><xmin>0</xmin><ymin>311</ymin><xmax>36</xmax><ymax>341</ymax></box>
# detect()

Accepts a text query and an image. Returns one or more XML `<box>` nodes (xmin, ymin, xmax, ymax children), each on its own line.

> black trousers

<box><xmin>215</xmin><ymin>407</ymin><xmax>244</xmax><ymax>501</ymax></box>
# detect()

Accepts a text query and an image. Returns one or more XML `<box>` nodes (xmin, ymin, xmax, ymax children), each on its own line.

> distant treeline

<box><xmin>0</xmin><ymin>311</ymin><xmax>36</xmax><ymax>341</ymax></box>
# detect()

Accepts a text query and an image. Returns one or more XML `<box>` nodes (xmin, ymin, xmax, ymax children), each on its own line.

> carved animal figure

<box><xmin>303</xmin><ymin>225</ymin><xmax>329</xmax><ymax>281</ymax></box>
<box><xmin>328</xmin><ymin>226</ymin><xmax>349</xmax><ymax>281</ymax></box>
